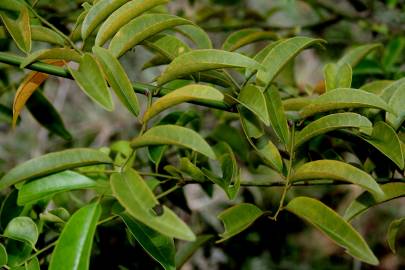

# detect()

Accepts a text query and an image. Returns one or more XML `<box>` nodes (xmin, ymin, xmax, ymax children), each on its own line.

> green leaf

<box><xmin>26</xmin><ymin>90</ymin><xmax>72</xmax><ymax>140</ymax></box>
<box><xmin>131</xmin><ymin>125</ymin><xmax>215</xmax><ymax>159</ymax></box>
<box><xmin>360</xmin><ymin>80</ymin><xmax>393</xmax><ymax>94</ymax></box>
<box><xmin>380</xmin><ymin>78</ymin><xmax>405</xmax><ymax>102</ymax></box>
<box><xmin>143</xmin><ymin>84</ymin><xmax>224</xmax><ymax>123</ymax></box>
<box><xmin>17</xmin><ymin>170</ymin><xmax>96</xmax><ymax>205</ymax></box>
<box><xmin>111</xmin><ymin>169</ymin><xmax>196</xmax><ymax>241</ymax></box>
<box><xmin>142</xmin><ymin>34</ymin><xmax>190</xmax><ymax>60</ymax></box>
<box><xmin>157</xmin><ymin>49</ymin><xmax>262</xmax><ymax>85</ymax></box>
<box><xmin>217</xmin><ymin>203</ymin><xmax>263</xmax><ymax>242</ymax></box>
<box><xmin>0</xmin><ymin>1</ymin><xmax>25</xmax><ymax>12</ymax></box>
<box><xmin>93</xmin><ymin>46</ymin><xmax>140</xmax><ymax>116</ymax></box>
<box><xmin>0</xmin><ymin>148</ymin><xmax>112</xmax><ymax>190</ymax></box>
<box><xmin>20</xmin><ymin>48</ymin><xmax>81</xmax><ymax>68</ymax></box>
<box><xmin>255</xmin><ymin>136</ymin><xmax>283</xmax><ymax>172</ymax></box>
<box><xmin>69</xmin><ymin>53</ymin><xmax>114</xmax><ymax>111</ymax></box>
<box><xmin>387</xmin><ymin>217</ymin><xmax>405</xmax><ymax>254</ymax></box>
<box><xmin>4</xmin><ymin>217</ymin><xmax>38</xmax><ymax>248</ymax></box>
<box><xmin>0</xmin><ymin>243</ymin><xmax>7</xmax><ymax>267</ymax></box>
<box><xmin>256</xmin><ymin>37</ymin><xmax>325</xmax><ymax>87</ymax></box>
<box><xmin>283</xmin><ymin>97</ymin><xmax>314</xmax><ymax>111</ymax></box>
<box><xmin>291</xmin><ymin>160</ymin><xmax>384</xmax><ymax>196</ymax></box>
<box><xmin>295</xmin><ymin>112</ymin><xmax>372</xmax><ymax>148</ymax></box>
<box><xmin>382</xmin><ymin>37</ymin><xmax>405</xmax><ymax>71</ymax></box>
<box><xmin>238</xmin><ymin>84</ymin><xmax>269</xmax><ymax>125</ymax></box>
<box><xmin>343</xmin><ymin>182</ymin><xmax>405</xmax><ymax>221</ymax></box>
<box><xmin>239</xmin><ymin>106</ymin><xmax>264</xmax><ymax>139</ymax></box>
<box><xmin>324</xmin><ymin>63</ymin><xmax>352</xmax><ymax>91</ymax></box>
<box><xmin>264</xmin><ymin>86</ymin><xmax>290</xmax><ymax>146</ymax></box>
<box><xmin>175</xmin><ymin>24</ymin><xmax>213</xmax><ymax>49</ymax></box>
<box><xmin>95</xmin><ymin>0</ymin><xmax>168</xmax><ymax>46</ymax></box>
<box><xmin>175</xmin><ymin>235</ymin><xmax>213</xmax><ymax>269</ymax></box>
<box><xmin>361</xmin><ymin>121</ymin><xmax>404</xmax><ymax>169</ymax></box>
<box><xmin>0</xmin><ymin>189</ymin><xmax>23</xmax><ymax>230</ymax></box>
<box><xmin>31</xmin><ymin>25</ymin><xmax>65</xmax><ymax>46</ymax></box>
<box><xmin>386</xmin><ymin>80</ymin><xmax>405</xmax><ymax>130</ymax></box>
<box><xmin>109</xmin><ymin>14</ymin><xmax>193</xmax><ymax>58</ymax></box>
<box><xmin>0</xmin><ymin>7</ymin><xmax>31</xmax><ymax>53</ymax></box>
<box><xmin>49</xmin><ymin>203</ymin><xmax>101</xmax><ymax>270</ymax></box>
<box><xmin>246</xmin><ymin>40</ymin><xmax>282</xmax><ymax>78</ymax></box>
<box><xmin>300</xmin><ymin>88</ymin><xmax>393</xmax><ymax>118</ymax></box>
<box><xmin>121</xmin><ymin>212</ymin><xmax>176</xmax><ymax>270</ymax></box>
<box><xmin>286</xmin><ymin>197</ymin><xmax>379</xmax><ymax>265</ymax></box>
<box><xmin>338</xmin><ymin>43</ymin><xmax>382</xmax><ymax>68</ymax></box>
<box><xmin>81</xmin><ymin>0</ymin><xmax>129</xmax><ymax>40</ymax></box>
<box><xmin>222</xmin><ymin>28</ymin><xmax>277</xmax><ymax>51</ymax></box>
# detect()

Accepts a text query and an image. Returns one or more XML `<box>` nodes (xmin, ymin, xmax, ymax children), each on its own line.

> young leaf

<box><xmin>4</xmin><ymin>217</ymin><xmax>38</xmax><ymax>248</ymax></box>
<box><xmin>0</xmin><ymin>7</ymin><xmax>31</xmax><ymax>53</ymax></box>
<box><xmin>121</xmin><ymin>212</ymin><xmax>176</xmax><ymax>270</ymax></box>
<box><xmin>264</xmin><ymin>86</ymin><xmax>290</xmax><ymax>146</ymax></box>
<box><xmin>0</xmin><ymin>243</ymin><xmax>7</xmax><ymax>267</ymax></box>
<box><xmin>256</xmin><ymin>37</ymin><xmax>325</xmax><ymax>87</ymax></box>
<box><xmin>95</xmin><ymin>0</ymin><xmax>169</xmax><ymax>46</ymax></box>
<box><xmin>143</xmin><ymin>84</ymin><xmax>224</xmax><ymax>123</ymax></box>
<box><xmin>131</xmin><ymin>125</ymin><xmax>216</xmax><ymax>159</ymax></box>
<box><xmin>0</xmin><ymin>148</ymin><xmax>112</xmax><ymax>190</ymax></box>
<box><xmin>386</xmin><ymin>81</ymin><xmax>405</xmax><ymax>130</ymax></box>
<box><xmin>175</xmin><ymin>24</ymin><xmax>213</xmax><ymax>49</ymax></box>
<box><xmin>343</xmin><ymin>183</ymin><xmax>405</xmax><ymax>221</ymax></box>
<box><xmin>238</xmin><ymin>84</ymin><xmax>269</xmax><ymax>125</ymax></box>
<box><xmin>286</xmin><ymin>197</ymin><xmax>379</xmax><ymax>265</ymax></box>
<box><xmin>143</xmin><ymin>34</ymin><xmax>190</xmax><ymax>60</ymax></box>
<box><xmin>217</xmin><ymin>203</ymin><xmax>263</xmax><ymax>242</ymax></box>
<box><xmin>49</xmin><ymin>203</ymin><xmax>101</xmax><ymax>270</ymax></box>
<box><xmin>26</xmin><ymin>90</ymin><xmax>72</xmax><ymax>140</ymax></box>
<box><xmin>157</xmin><ymin>49</ymin><xmax>262</xmax><ymax>85</ymax></box>
<box><xmin>337</xmin><ymin>43</ymin><xmax>382</xmax><ymax>68</ymax></box>
<box><xmin>387</xmin><ymin>217</ymin><xmax>405</xmax><ymax>253</ymax></box>
<box><xmin>110</xmin><ymin>169</ymin><xmax>196</xmax><ymax>241</ymax></box>
<box><xmin>323</xmin><ymin>63</ymin><xmax>352</xmax><ymax>91</ymax></box>
<box><xmin>69</xmin><ymin>53</ymin><xmax>114</xmax><ymax>111</ymax></box>
<box><xmin>294</xmin><ymin>112</ymin><xmax>372</xmax><ymax>148</ymax></box>
<box><xmin>93</xmin><ymin>46</ymin><xmax>140</xmax><ymax>116</ymax></box>
<box><xmin>291</xmin><ymin>160</ymin><xmax>384</xmax><ymax>196</ymax></box>
<box><xmin>300</xmin><ymin>88</ymin><xmax>393</xmax><ymax>118</ymax></box>
<box><xmin>20</xmin><ymin>48</ymin><xmax>81</xmax><ymax>68</ymax></box>
<box><xmin>222</xmin><ymin>28</ymin><xmax>277</xmax><ymax>51</ymax></box>
<box><xmin>81</xmin><ymin>0</ymin><xmax>129</xmax><ymax>40</ymax></box>
<box><xmin>175</xmin><ymin>235</ymin><xmax>213</xmax><ymax>269</ymax></box>
<box><xmin>109</xmin><ymin>14</ymin><xmax>193</xmax><ymax>58</ymax></box>
<box><xmin>17</xmin><ymin>170</ymin><xmax>96</xmax><ymax>205</ymax></box>
<box><xmin>361</xmin><ymin>122</ymin><xmax>404</xmax><ymax>169</ymax></box>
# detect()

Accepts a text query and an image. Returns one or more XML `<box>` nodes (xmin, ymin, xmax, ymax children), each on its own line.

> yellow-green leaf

<box><xmin>31</xmin><ymin>25</ymin><xmax>65</xmax><ymax>46</ymax></box>
<box><xmin>0</xmin><ymin>7</ymin><xmax>31</xmax><ymax>53</ymax></box>
<box><xmin>222</xmin><ymin>28</ymin><xmax>277</xmax><ymax>51</ymax></box>
<box><xmin>338</xmin><ymin>43</ymin><xmax>382</xmax><ymax>68</ymax></box>
<box><xmin>142</xmin><ymin>34</ymin><xmax>190</xmax><ymax>60</ymax></box>
<box><xmin>265</xmin><ymin>86</ymin><xmax>290</xmax><ymax>146</ymax></box>
<box><xmin>386</xmin><ymin>81</ymin><xmax>405</xmax><ymax>130</ymax></box>
<box><xmin>324</xmin><ymin>63</ymin><xmax>352</xmax><ymax>91</ymax></box>
<box><xmin>387</xmin><ymin>217</ymin><xmax>405</xmax><ymax>254</ymax></box>
<box><xmin>238</xmin><ymin>84</ymin><xmax>269</xmax><ymax>125</ymax></box>
<box><xmin>20</xmin><ymin>48</ymin><xmax>81</xmax><ymax>68</ymax></box>
<box><xmin>175</xmin><ymin>24</ymin><xmax>213</xmax><ymax>49</ymax></box>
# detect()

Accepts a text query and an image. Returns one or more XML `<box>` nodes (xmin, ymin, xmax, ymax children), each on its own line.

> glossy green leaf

<box><xmin>0</xmin><ymin>7</ymin><xmax>31</xmax><ymax>53</ymax></box>
<box><xmin>238</xmin><ymin>84</ymin><xmax>269</xmax><ymax>125</ymax></box>
<box><xmin>95</xmin><ymin>0</ymin><xmax>168</xmax><ymax>46</ymax></box>
<box><xmin>132</xmin><ymin>125</ymin><xmax>215</xmax><ymax>159</ymax></box>
<box><xmin>286</xmin><ymin>197</ymin><xmax>378</xmax><ymax>265</ymax></box>
<box><xmin>4</xmin><ymin>217</ymin><xmax>38</xmax><ymax>248</ymax></box>
<box><xmin>343</xmin><ymin>182</ymin><xmax>405</xmax><ymax>221</ymax></box>
<box><xmin>222</xmin><ymin>28</ymin><xmax>277</xmax><ymax>51</ymax></box>
<box><xmin>175</xmin><ymin>235</ymin><xmax>213</xmax><ymax>269</ymax></box>
<box><xmin>143</xmin><ymin>84</ymin><xmax>223</xmax><ymax>123</ymax></box>
<box><xmin>93</xmin><ymin>46</ymin><xmax>140</xmax><ymax>116</ymax></box>
<box><xmin>40</xmin><ymin>208</ymin><xmax>71</xmax><ymax>224</ymax></box>
<box><xmin>387</xmin><ymin>217</ymin><xmax>405</xmax><ymax>253</ymax></box>
<box><xmin>255</xmin><ymin>136</ymin><xmax>283</xmax><ymax>172</ymax></box>
<box><xmin>175</xmin><ymin>24</ymin><xmax>212</xmax><ymax>49</ymax></box>
<box><xmin>17</xmin><ymin>170</ymin><xmax>96</xmax><ymax>205</ymax></box>
<box><xmin>300</xmin><ymin>88</ymin><xmax>393</xmax><ymax>118</ymax></box>
<box><xmin>265</xmin><ymin>86</ymin><xmax>290</xmax><ymax>146</ymax></box>
<box><xmin>295</xmin><ymin>112</ymin><xmax>372</xmax><ymax>148</ymax></box>
<box><xmin>111</xmin><ymin>169</ymin><xmax>195</xmax><ymax>241</ymax></box>
<box><xmin>143</xmin><ymin>34</ymin><xmax>190</xmax><ymax>60</ymax></box>
<box><xmin>0</xmin><ymin>190</ymin><xmax>23</xmax><ymax>230</ymax></box>
<box><xmin>361</xmin><ymin>122</ymin><xmax>404</xmax><ymax>169</ymax></box>
<box><xmin>26</xmin><ymin>90</ymin><xmax>72</xmax><ymax>140</ymax></box>
<box><xmin>31</xmin><ymin>25</ymin><xmax>65</xmax><ymax>46</ymax></box>
<box><xmin>324</xmin><ymin>63</ymin><xmax>352</xmax><ymax>91</ymax></box>
<box><xmin>69</xmin><ymin>53</ymin><xmax>114</xmax><ymax>111</ymax></box>
<box><xmin>338</xmin><ymin>43</ymin><xmax>382</xmax><ymax>68</ymax></box>
<box><xmin>109</xmin><ymin>14</ymin><xmax>193</xmax><ymax>58</ymax></box>
<box><xmin>20</xmin><ymin>48</ymin><xmax>81</xmax><ymax>68</ymax></box>
<box><xmin>217</xmin><ymin>203</ymin><xmax>263</xmax><ymax>242</ymax></box>
<box><xmin>121</xmin><ymin>212</ymin><xmax>176</xmax><ymax>270</ymax></box>
<box><xmin>386</xmin><ymin>81</ymin><xmax>405</xmax><ymax>129</ymax></box>
<box><xmin>179</xmin><ymin>157</ymin><xmax>206</xmax><ymax>182</ymax></box>
<box><xmin>157</xmin><ymin>49</ymin><xmax>262</xmax><ymax>85</ymax></box>
<box><xmin>0</xmin><ymin>243</ymin><xmax>7</xmax><ymax>267</ymax></box>
<box><xmin>81</xmin><ymin>0</ymin><xmax>129</xmax><ymax>40</ymax></box>
<box><xmin>0</xmin><ymin>148</ymin><xmax>112</xmax><ymax>190</ymax></box>
<box><xmin>256</xmin><ymin>37</ymin><xmax>325</xmax><ymax>87</ymax></box>
<box><xmin>291</xmin><ymin>160</ymin><xmax>384</xmax><ymax>196</ymax></box>
<box><xmin>49</xmin><ymin>203</ymin><xmax>101</xmax><ymax>270</ymax></box>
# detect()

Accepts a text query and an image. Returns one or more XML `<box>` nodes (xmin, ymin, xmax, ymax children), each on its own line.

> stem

<box><xmin>156</xmin><ymin>184</ymin><xmax>181</xmax><ymax>199</ymax></box>
<box><xmin>16</xmin><ymin>241</ymin><xmax>57</xmax><ymax>266</ymax></box>
<box><xmin>138</xmin><ymin>171</ymin><xmax>181</xmax><ymax>180</ymax></box>
<box><xmin>97</xmin><ymin>215</ymin><xmax>119</xmax><ymax>226</ymax></box>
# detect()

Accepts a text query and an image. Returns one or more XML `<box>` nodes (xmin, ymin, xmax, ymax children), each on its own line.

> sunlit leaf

<box><xmin>324</xmin><ymin>63</ymin><xmax>352</xmax><ymax>91</ymax></box>
<box><xmin>175</xmin><ymin>24</ymin><xmax>213</xmax><ymax>49</ymax></box>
